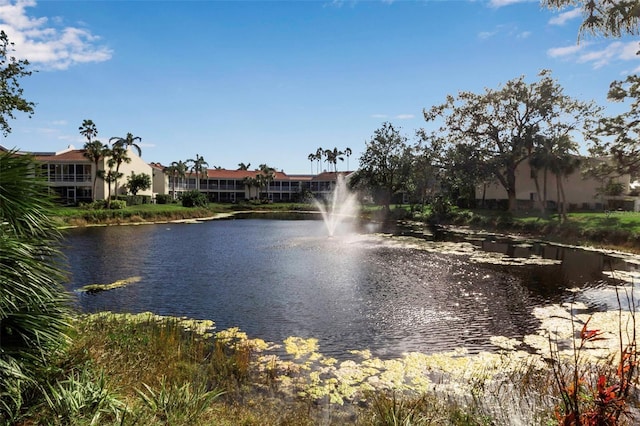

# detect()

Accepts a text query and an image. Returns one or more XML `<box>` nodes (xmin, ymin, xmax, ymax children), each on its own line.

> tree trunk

<box><xmin>532</xmin><ymin>174</ymin><xmax>545</xmax><ymax>217</ymax></box>
<box><xmin>106</xmin><ymin>180</ymin><xmax>112</xmax><ymax>208</ymax></box>
<box><xmin>542</xmin><ymin>167</ymin><xmax>548</xmax><ymax>213</ymax></box>
<box><xmin>556</xmin><ymin>174</ymin><xmax>562</xmax><ymax>219</ymax></box>
<box><xmin>506</xmin><ymin>167</ymin><xmax>517</xmax><ymax>212</ymax></box>
<box><xmin>172</xmin><ymin>176</ymin><xmax>176</xmax><ymax>199</ymax></box>
<box><xmin>481</xmin><ymin>183</ymin><xmax>487</xmax><ymax>208</ymax></box>
<box><xmin>559</xmin><ymin>175</ymin><xmax>568</xmax><ymax>222</ymax></box>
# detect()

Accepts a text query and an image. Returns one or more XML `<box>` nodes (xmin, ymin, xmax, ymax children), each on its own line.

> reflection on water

<box><xmin>61</xmin><ymin>219</ymin><xmax>640</xmax><ymax>358</ymax></box>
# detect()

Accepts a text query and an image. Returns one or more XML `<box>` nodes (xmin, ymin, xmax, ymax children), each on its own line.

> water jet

<box><xmin>313</xmin><ymin>174</ymin><xmax>359</xmax><ymax>237</ymax></box>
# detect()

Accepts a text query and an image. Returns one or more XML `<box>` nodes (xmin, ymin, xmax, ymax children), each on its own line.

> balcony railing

<box><xmin>48</xmin><ymin>174</ymin><xmax>92</xmax><ymax>182</ymax></box>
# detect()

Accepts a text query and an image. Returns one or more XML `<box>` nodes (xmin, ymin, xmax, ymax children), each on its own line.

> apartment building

<box><xmin>6</xmin><ymin>144</ymin><xmax>351</xmax><ymax>204</ymax></box>
<box><xmin>162</xmin><ymin>169</ymin><xmax>351</xmax><ymax>203</ymax></box>
<box><xmin>477</xmin><ymin>158</ymin><xmax>635</xmax><ymax>211</ymax></box>
<box><xmin>16</xmin><ymin>145</ymin><xmax>153</xmax><ymax>204</ymax></box>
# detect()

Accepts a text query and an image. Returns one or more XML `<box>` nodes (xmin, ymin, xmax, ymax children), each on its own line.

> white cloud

<box><xmin>548</xmin><ymin>40</ymin><xmax>640</xmax><ymax>69</ymax></box>
<box><xmin>488</xmin><ymin>0</ymin><xmax>531</xmax><ymax>8</ymax></box>
<box><xmin>578</xmin><ymin>42</ymin><xmax>620</xmax><ymax>68</ymax></box>
<box><xmin>478</xmin><ymin>24</ymin><xmax>531</xmax><ymax>41</ymax></box>
<box><xmin>547</xmin><ymin>44</ymin><xmax>585</xmax><ymax>58</ymax></box>
<box><xmin>548</xmin><ymin>8</ymin><xmax>582</xmax><ymax>26</ymax></box>
<box><xmin>0</xmin><ymin>0</ymin><xmax>112</xmax><ymax>70</ymax></box>
<box><xmin>478</xmin><ymin>31</ymin><xmax>497</xmax><ymax>40</ymax></box>
<box><xmin>620</xmin><ymin>40</ymin><xmax>640</xmax><ymax>59</ymax></box>
<box><xmin>371</xmin><ymin>113</ymin><xmax>413</xmax><ymax>120</ymax></box>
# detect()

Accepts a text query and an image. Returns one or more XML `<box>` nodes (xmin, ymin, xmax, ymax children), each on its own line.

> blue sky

<box><xmin>2</xmin><ymin>0</ymin><xmax>639</xmax><ymax>174</ymax></box>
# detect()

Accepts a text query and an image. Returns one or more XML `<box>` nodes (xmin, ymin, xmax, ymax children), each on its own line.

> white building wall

<box><xmin>111</xmin><ymin>148</ymin><xmax>153</xmax><ymax>197</ymax></box>
<box><xmin>479</xmin><ymin>161</ymin><xmax>631</xmax><ymax>209</ymax></box>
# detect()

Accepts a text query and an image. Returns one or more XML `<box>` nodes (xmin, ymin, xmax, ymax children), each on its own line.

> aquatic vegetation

<box><xmin>382</xmin><ymin>234</ymin><xmax>563</xmax><ymax>266</ymax></box>
<box><xmin>28</xmin><ymin>302</ymin><xmax>638</xmax><ymax>425</ymax></box>
<box><xmin>77</xmin><ymin>276</ymin><xmax>143</xmax><ymax>293</ymax></box>
<box><xmin>79</xmin><ymin>311</ymin><xmax>215</xmax><ymax>338</ymax></box>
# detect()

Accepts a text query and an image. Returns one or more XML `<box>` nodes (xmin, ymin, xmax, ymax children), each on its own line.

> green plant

<box><xmin>136</xmin><ymin>377</ymin><xmax>223</xmax><ymax>424</ymax></box>
<box><xmin>79</xmin><ymin>200</ymin><xmax>107</xmax><ymax>210</ymax></box>
<box><xmin>550</xmin><ymin>292</ymin><xmax>637</xmax><ymax>425</ymax></box>
<box><xmin>0</xmin><ymin>150</ymin><xmax>71</xmax><ymax>420</ymax></box>
<box><xmin>155</xmin><ymin>194</ymin><xmax>172</xmax><ymax>204</ymax></box>
<box><xmin>368</xmin><ymin>392</ymin><xmax>430</xmax><ymax>425</ymax></box>
<box><xmin>603</xmin><ymin>181</ymin><xmax>626</xmax><ymax>197</ymax></box>
<box><xmin>428</xmin><ymin>195</ymin><xmax>452</xmax><ymax>223</ymax></box>
<box><xmin>181</xmin><ymin>190</ymin><xmax>208</xmax><ymax>208</ymax></box>
<box><xmin>43</xmin><ymin>369</ymin><xmax>125</xmax><ymax>425</ymax></box>
<box><xmin>109</xmin><ymin>200</ymin><xmax>126</xmax><ymax>210</ymax></box>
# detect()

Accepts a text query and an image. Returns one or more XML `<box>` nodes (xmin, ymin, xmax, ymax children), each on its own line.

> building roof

<box><xmin>201</xmin><ymin>169</ymin><xmax>290</xmax><ymax>180</ymax></box>
<box><xmin>33</xmin><ymin>149</ymin><xmax>88</xmax><ymax>162</ymax></box>
<box><xmin>191</xmin><ymin>169</ymin><xmax>353</xmax><ymax>181</ymax></box>
<box><xmin>149</xmin><ymin>162</ymin><xmax>166</xmax><ymax>170</ymax></box>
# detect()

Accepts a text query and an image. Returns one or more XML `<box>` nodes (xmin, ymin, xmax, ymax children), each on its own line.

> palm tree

<box><xmin>79</xmin><ymin>119</ymin><xmax>106</xmax><ymax>201</ymax></box>
<box><xmin>529</xmin><ymin>136</ymin><xmax>553</xmax><ymax>217</ymax></box>
<box><xmin>163</xmin><ymin>164</ymin><xmax>178</xmax><ymax>199</ymax></box>
<box><xmin>109</xmin><ymin>144</ymin><xmax>130</xmax><ymax>198</ymax></box>
<box><xmin>307</xmin><ymin>153</ymin><xmax>315</xmax><ymax>174</ymax></box>
<box><xmin>97</xmin><ymin>168</ymin><xmax>121</xmax><ymax>209</ymax></box>
<box><xmin>164</xmin><ymin>160</ymin><xmax>189</xmax><ymax>199</ymax></box>
<box><xmin>237</xmin><ymin>162</ymin><xmax>251</xmax><ymax>170</ymax></box>
<box><xmin>315</xmin><ymin>147</ymin><xmax>323</xmax><ymax>174</ymax></box>
<box><xmin>243</xmin><ymin>176</ymin><xmax>258</xmax><ymax>199</ymax></box>
<box><xmin>255</xmin><ymin>173</ymin><xmax>267</xmax><ymax>200</ymax></box>
<box><xmin>344</xmin><ymin>147</ymin><xmax>352</xmax><ymax>171</ymax></box>
<box><xmin>529</xmin><ymin>135</ymin><xmax>580</xmax><ymax>221</ymax></box>
<box><xmin>324</xmin><ymin>147</ymin><xmax>345</xmax><ymax>173</ymax></box>
<box><xmin>0</xmin><ymin>150</ymin><xmax>70</xmax><ymax>408</ymax></box>
<box><xmin>110</xmin><ymin>132</ymin><xmax>142</xmax><ymax>157</ymax></box>
<box><xmin>79</xmin><ymin>119</ymin><xmax>98</xmax><ymax>142</ymax></box>
<box><xmin>83</xmin><ymin>140</ymin><xmax>107</xmax><ymax>202</ymax></box>
<box><xmin>548</xmin><ymin>136</ymin><xmax>581</xmax><ymax>222</ymax></box>
<box><xmin>258</xmin><ymin>163</ymin><xmax>276</xmax><ymax>201</ymax></box>
<box><xmin>187</xmin><ymin>154</ymin><xmax>209</xmax><ymax>191</ymax></box>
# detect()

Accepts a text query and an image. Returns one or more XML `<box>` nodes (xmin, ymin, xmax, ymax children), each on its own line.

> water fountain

<box><xmin>313</xmin><ymin>174</ymin><xmax>359</xmax><ymax>237</ymax></box>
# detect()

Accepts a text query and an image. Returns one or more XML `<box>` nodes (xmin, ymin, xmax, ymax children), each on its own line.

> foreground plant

<box><xmin>136</xmin><ymin>377</ymin><xmax>224</xmax><ymax>424</ymax></box>
<box><xmin>550</xmin><ymin>289</ymin><xmax>638</xmax><ymax>425</ymax></box>
<box><xmin>0</xmin><ymin>150</ymin><xmax>72</xmax><ymax>421</ymax></box>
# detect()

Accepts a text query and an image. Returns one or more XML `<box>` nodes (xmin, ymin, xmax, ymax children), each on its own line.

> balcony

<box><xmin>48</xmin><ymin>174</ymin><xmax>92</xmax><ymax>183</ymax></box>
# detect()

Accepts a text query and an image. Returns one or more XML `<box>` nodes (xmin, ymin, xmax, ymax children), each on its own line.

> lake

<box><xmin>61</xmin><ymin>217</ymin><xmax>640</xmax><ymax>358</ymax></box>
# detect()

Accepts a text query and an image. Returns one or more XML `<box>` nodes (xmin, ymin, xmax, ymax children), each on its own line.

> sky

<box><xmin>1</xmin><ymin>0</ymin><xmax>639</xmax><ymax>174</ymax></box>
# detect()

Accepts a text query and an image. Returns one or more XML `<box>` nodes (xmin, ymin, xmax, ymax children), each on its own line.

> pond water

<box><xmin>61</xmin><ymin>217</ymin><xmax>640</xmax><ymax>359</ymax></box>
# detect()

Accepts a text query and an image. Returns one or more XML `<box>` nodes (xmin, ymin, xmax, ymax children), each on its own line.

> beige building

<box><xmin>7</xmin><ymin>144</ymin><xmax>351</xmax><ymax>204</ymax></box>
<box><xmin>478</xmin><ymin>158</ymin><xmax>635</xmax><ymax>211</ymax></box>
<box><xmin>158</xmin><ymin>168</ymin><xmax>351</xmax><ymax>203</ymax></box>
<box><xmin>27</xmin><ymin>145</ymin><xmax>153</xmax><ymax>204</ymax></box>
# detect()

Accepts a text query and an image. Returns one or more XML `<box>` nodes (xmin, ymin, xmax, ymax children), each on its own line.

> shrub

<box><xmin>156</xmin><ymin>194</ymin><xmax>172</xmax><ymax>205</ymax></box>
<box><xmin>428</xmin><ymin>195</ymin><xmax>452</xmax><ymax>223</ymax></box>
<box><xmin>126</xmin><ymin>195</ymin><xmax>143</xmax><ymax>206</ymax></box>
<box><xmin>109</xmin><ymin>200</ymin><xmax>126</xmax><ymax>210</ymax></box>
<box><xmin>79</xmin><ymin>200</ymin><xmax>106</xmax><ymax>210</ymax></box>
<box><xmin>181</xmin><ymin>190</ymin><xmax>208</xmax><ymax>208</ymax></box>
